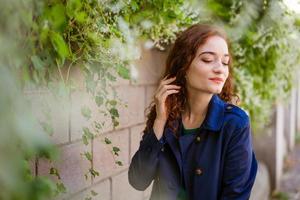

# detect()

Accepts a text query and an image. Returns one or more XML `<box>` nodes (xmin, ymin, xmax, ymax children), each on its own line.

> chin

<box><xmin>212</xmin><ymin>88</ymin><xmax>223</xmax><ymax>94</ymax></box>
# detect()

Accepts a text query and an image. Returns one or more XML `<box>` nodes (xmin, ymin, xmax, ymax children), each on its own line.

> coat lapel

<box><xmin>164</xmin><ymin>125</ymin><xmax>183</xmax><ymax>175</ymax></box>
<box><xmin>162</xmin><ymin>94</ymin><xmax>226</xmax><ymax>175</ymax></box>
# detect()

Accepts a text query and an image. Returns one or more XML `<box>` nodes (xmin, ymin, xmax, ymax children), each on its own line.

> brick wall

<box><xmin>24</xmin><ymin>45</ymin><xmax>168</xmax><ymax>200</ymax></box>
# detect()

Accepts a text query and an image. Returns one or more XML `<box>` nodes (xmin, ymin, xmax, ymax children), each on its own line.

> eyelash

<box><xmin>202</xmin><ymin>59</ymin><xmax>229</xmax><ymax>66</ymax></box>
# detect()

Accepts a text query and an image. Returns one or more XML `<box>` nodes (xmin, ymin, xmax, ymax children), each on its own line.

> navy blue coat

<box><xmin>128</xmin><ymin>94</ymin><xmax>258</xmax><ymax>200</ymax></box>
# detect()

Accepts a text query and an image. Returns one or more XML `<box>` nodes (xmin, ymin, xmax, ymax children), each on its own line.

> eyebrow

<box><xmin>199</xmin><ymin>51</ymin><xmax>229</xmax><ymax>57</ymax></box>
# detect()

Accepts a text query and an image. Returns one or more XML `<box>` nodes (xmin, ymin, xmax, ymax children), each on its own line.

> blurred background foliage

<box><xmin>0</xmin><ymin>1</ymin><xmax>59</xmax><ymax>199</ymax></box>
<box><xmin>1</xmin><ymin>0</ymin><xmax>300</xmax><ymax>199</ymax></box>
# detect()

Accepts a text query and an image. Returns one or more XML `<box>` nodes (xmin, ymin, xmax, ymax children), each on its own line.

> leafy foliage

<box><xmin>2</xmin><ymin>0</ymin><xmax>300</xmax><ymax>199</ymax></box>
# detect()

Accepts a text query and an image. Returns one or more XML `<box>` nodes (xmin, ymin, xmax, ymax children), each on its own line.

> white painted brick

<box><xmin>112</xmin><ymin>171</ymin><xmax>143</xmax><ymax>200</ymax></box>
<box><xmin>93</xmin><ymin>129</ymin><xmax>129</xmax><ymax>182</ymax></box>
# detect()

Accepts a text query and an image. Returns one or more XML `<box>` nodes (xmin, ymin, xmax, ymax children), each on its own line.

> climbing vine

<box><xmin>2</xmin><ymin>0</ymin><xmax>300</xmax><ymax>199</ymax></box>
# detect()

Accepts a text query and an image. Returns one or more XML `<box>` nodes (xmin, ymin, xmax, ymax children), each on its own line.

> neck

<box><xmin>182</xmin><ymin>88</ymin><xmax>213</xmax><ymax>121</ymax></box>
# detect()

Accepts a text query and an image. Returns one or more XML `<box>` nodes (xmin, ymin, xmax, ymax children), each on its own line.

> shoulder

<box><xmin>223</xmin><ymin>103</ymin><xmax>250</xmax><ymax>130</ymax></box>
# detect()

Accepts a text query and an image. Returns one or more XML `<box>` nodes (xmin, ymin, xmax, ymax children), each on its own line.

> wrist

<box><xmin>154</xmin><ymin>118</ymin><xmax>167</xmax><ymax>125</ymax></box>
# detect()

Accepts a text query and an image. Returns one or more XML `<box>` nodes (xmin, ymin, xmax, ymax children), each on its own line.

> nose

<box><xmin>212</xmin><ymin>60</ymin><xmax>225</xmax><ymax>73</ymax></box>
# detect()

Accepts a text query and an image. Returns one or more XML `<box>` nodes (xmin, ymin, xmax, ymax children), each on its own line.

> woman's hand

<box><xmin>153</xmin><ymin>76</ymin><xmax>181</xmax><ymax>140</ymax></box>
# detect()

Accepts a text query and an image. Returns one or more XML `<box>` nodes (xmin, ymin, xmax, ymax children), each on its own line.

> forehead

<box><xmin>196</xmin><ymin>35</ymin><xmax>229</xmax><ymax>56</ymax></box>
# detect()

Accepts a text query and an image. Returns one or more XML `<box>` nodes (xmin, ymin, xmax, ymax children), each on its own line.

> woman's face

<box><xmin>185</xmin><ymin>35</ymin><xmax>229</xmax><ymax>94</ymax></box>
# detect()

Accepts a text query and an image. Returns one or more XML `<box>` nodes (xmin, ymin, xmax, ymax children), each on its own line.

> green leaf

<box><xmin>56</xmin><ymin>182</ymin><xmax>67</xmax><ymax>193</ymax></box>
<box><xmin>50</xmin><ymin>31</ymin><xmax>70</xmax><ymax>60</ymax></box>
<box><xmin>91</xmin><ymin>190</ymin><xmax>98</xmax><ymax>196</ymax></box>
<box><xmin>95</xmin><ymin>96</ymin><xmax>104</xmax><ymax>106</ymax></box>
<box><xmin>84</xmin><ymin>151</ymin><xmax>92</xmax><ymax>162</ymax></box>
<box><xmin>31</xmin><ymin>55</ymin><xmax>45</xmax><ymax>70</ymax></box>
<box><xmin>115</xmin><ymin>161</ymin><xmax>123</xmax><ymax>166</ymax></box>
<box><xmin>109</xmin><ymin>108</ymin><xmax>119</xmax><ymax>118</ymax></box>
<box><xmin>108</xmin><ymin>100</ymin><xmax>117</xmax><ymax>106</ymax></box>
<box><xmin>112</xmin><ymin>146</ymin><xmax>120</xmax><ymax>156</ymax></box>
<box><xmin>94</xmin><ymin>121</ymin><xmax>103</xmax><ymax>130</ymax></box>
<box><xmin>66</xmin><ymin>0</ymin><xmax>82</xmax><ymax>17</ymax></box>
<box><xmin>83</xmin><ymin>127</ymin><xmax>94</xmax><ymax>139</ymax></box>
<box><xmin>75</xmin><ymin>11</ymin><xmax>87</xmax><ymax>24</ymax></box>
<box><xmin>40</xmin><ymin>121</ymin><xmax>54</xmax><ymax>136</ymax></box>
<box><xmin>117</xmin><ymin>65</ymin><xmax>130</xmax><ymax>79</ymax></box>
<box><xmin>81</xmin><ymin>106</ymin><xmax>91</xmax><ymax>120</ymax></box>
<box><xmin>82</xmin><ymin>135</ymin><xmax>89</xmax><ymax>145</ymax></box>
<box><xmin>104</xmin><ymin>137</ymin><xmax>111</xmax><ymax>144</ymax></box>
<box><xmin>50</xmin><ymin>167</ymin><xmax>61</xmax><ymax>179</ymax></box>
<box><xmin>45</xmin><ymin>3</ymin><xmax>67</xmax><ymax>32</ymax></box>
<box><xmin>89</xmin><ymin>168</ymin><xmax>100</xmax><ymax>178</ymax></box>
<box><xmin>113</xmin><ymin>119</ymin><xmax>119</xmax><ymax>128</ymax></box>
<box><xmin>106</xmin><ymin>72</ymin><xmax>116</xmax><ymax>81</ymax></box>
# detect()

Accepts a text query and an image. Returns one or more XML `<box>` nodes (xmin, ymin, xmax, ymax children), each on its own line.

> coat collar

<box><xmin>176</xmin><ymin>94</ymin><xmax>225</xmax><ymax>133</ymax></box>
<box><xmin>162</xmin><ymin>94</ymin><xmax>225</xmax><ymax>178</ymax></box>
<box><xmin>201</xmin><ymin>93</ymin><xmax>225</xmax><ymax>132</ymax></box>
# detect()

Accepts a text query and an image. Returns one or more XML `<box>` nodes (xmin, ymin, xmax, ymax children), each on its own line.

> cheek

<box><xmin>225</xmin><ymin>68</ymin><xmax>229</xmax><ymax>79</ymax></box>
<box><xmin>190</xmin><ymin>62</ymin><xmax>210</xmax><ymax>76</ymax></box>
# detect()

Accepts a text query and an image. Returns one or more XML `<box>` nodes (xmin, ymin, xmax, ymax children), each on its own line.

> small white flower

<box><xmin>130</xmin><ymin>64</ymin><xmax>139</xmax><ymax>80</ymax></box>
<box><xmin>140</xmin><ymin>20</ymin><xmax>153</xmax><ymax>29</ymax></box>
<box><xmin>144</xmin><ymin>40</ymin><xmax>154</xmax><ymax>50</ymax></box>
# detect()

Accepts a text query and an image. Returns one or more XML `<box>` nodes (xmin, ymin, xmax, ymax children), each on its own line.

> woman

<box><xmin>128</xmin><ymin>24</ymin><xmax>258</xmax><ymax>200</ymax></box>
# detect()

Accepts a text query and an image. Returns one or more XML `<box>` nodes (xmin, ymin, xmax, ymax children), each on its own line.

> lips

<box><xmin>209</xmin><ymin>77</ymin><xmax>224</xmax><ymax>83</ymax></box>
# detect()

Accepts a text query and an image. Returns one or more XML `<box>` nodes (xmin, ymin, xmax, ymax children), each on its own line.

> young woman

<box><xmin>128</xmin><ymin>24</ymin><xmax>258</xmax><ymax>200</ymax></box>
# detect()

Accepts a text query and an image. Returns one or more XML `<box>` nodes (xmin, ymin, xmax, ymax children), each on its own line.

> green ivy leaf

<box><xmin>82</xmin><ymin>135</ymin><xmax>89</xmax><ymax>145</ymax></box>
<box><xmin>91</xmin><ymin>190</ymin><xmax>98</xmax><ymax>196</ymax></box>
<box><xmin>109</xmin><ymin>108</ymin><xmax>119</xmax><ymax>118</ymax></box>
<box><xmin>81</xmin><ymin>106</ymin><xmax>91</xmax><ymax>120</ymax></box>
<box><xmin>106</xmin><ymin>72</ymin><xmax>116</xmax><ymax>81</ymax></box>
<box><xmin>112</xmin><ymin>146</ymin><xmax>120</xmax><ymax>156</ymax></box>
<box><xmin>108</xmin><ymin>100</ymin><xmax>117</xmax><ymax>106</ymax></box>
<box><xmin>95</xmin><ymin>96</ymin><xmax>104</xmax><ymax>106</ymax></box>
<box><xmin>117</xmin><ymin>65</ymin><xmax>130</xmax><ymax>79</ymax></box>
<box><xmin>89</xmin><ymin>168</ymin><xmax>100</xmax><ymax>178</ymax></box>
<box><xmin>83</xmin><ymin>127</ymin><xmax>94</xmax><ymax>139</ymax></box>
<box><xmin>94</xmin><ymin>121</ymin><xmax>103</xmax><ymax>130</ymax></box>
<box><xmin>50</xmin><ymin>167</ymin><xmax>61</xmax><ymax>179</ymax></box>
<box><xmin>40</xmin><ymin>121</ymin><xmax>54</xmax><ymax>136</ymax></box>
<box><xmin>113</xmin><ymin>119</ymin><xmax>119</xmax><ymax>128</ymax></box>
<box><xmin>50</xmin><ymin>31</ymin><xmax>70</xmax><ymax>61</ymax></box>
<box><xmin>83</xmin><ymin>151</ymin><xmax>92</xmax><ymax>162</ymax></box>
<box><xmin>75</xmin><ymin>11</ymin><xmax>87</xmax><ymax>24</ymax></box>
<box><xmin>66</xmin><ymin>0</ymin><xmax>82</xmax><ymax>17</ymax></box>
<box><xmin>56</xmin><ymin>182</ymin><xmax>67</xmax><ymax>193</ymax></box>
<box><xmin>46</xmin><ymin>3</ymin><xmax>67</xmax><ymax>32</ymax></box>
<box><xmin>115</xmin><ymin>160</ymin><xmax>123</xmax><ymax>166</ymax></box>
<box><xmin>104</xmin><ymin>137</ymin><xmax>111</xmax><ymax>144</ymax></box>
<box><xmin>31</xmin><ymin>55</ymin><xmax>45</xmax><ymax>70</ymax></box>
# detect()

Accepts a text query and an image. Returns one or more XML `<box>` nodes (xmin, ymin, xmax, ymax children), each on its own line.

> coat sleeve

<box><xmin>128</xmin><ymin>127</ymin><xmax>165</xmax><ymax>191</ymax></box>
<box><xmin>220</xmin><ymin>123</ymin><xmax>258</xmax><ymax>200</ymax></box>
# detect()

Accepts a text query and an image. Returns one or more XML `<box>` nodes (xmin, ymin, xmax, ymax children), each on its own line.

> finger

<box><xmin>156</xmin><ymin>85</ymin><xmax>181</xmax><ymax>98</ymax></box>
<box><xmin>160</xmin><ymin>76</ymin><xmax>176</xmax><ymax>85</ymax></box>
<box><xmin>161</xmin><ymin>89</ymin><xmax>180</xmax><ymax>102</ymax></box>
<box><xmin>161</xmin><ymin>75</ymin><xmax>170</xmax><ymax>81</ymax></box>
<box><xmin>157</xmin><ymin>77</ymin><xmax>176</xmax><ymax>91</ymax></box>
<box><xmin>156</xmin><ymin>84</ymin><xmax>181</xmax><ymax>94</ymax></box>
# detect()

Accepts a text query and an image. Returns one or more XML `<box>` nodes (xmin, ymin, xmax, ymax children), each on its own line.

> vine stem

<box><xmin>56</xmin><ymin>59</ymin><xmax>65</xmax><ymax>85</ymax></box>
<box><xmin>66</xmin><ymin>61</ymin><xmax>73</xmax><ymax>84</ymax></box>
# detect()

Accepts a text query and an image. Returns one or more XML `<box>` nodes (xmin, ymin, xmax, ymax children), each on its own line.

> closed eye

<box><xmin>202</xmin><ymin>59</ymin><xmax>213</xmax><ymax>63</ymax></box>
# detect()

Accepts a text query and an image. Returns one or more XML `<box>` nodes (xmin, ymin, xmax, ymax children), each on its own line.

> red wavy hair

<box><xmin>144</xmin><ymin>24</ymin><xmax>239</xmax><ymax>137</ymax></box>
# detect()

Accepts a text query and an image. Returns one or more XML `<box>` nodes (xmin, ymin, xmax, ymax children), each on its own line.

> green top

<box><xmin>178</xmin><ymin>125</ymin><xmax>201</xmax><ymax>200</ymax></box>
<box><xmin>182</xmin><ymin>125</ymin><xmax>201</xmax><ymax>135</ymax></box>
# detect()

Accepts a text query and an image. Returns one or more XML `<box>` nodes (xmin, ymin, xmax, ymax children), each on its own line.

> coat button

<box><xmin>195</xmin><ymin>136</ymin><xmax>201</xmax><ymax>143</ymax></box>
<box><xmin>226</xmin><ymin>105</ymin><xmax>233</xmax><ymax>110</ymax></box>
<box><xmin>161</xmin><ymin>147</ymin><xmax>164</xmax><ymax>152</ymax></box>
<box><xmin>195</xmin><ymin>168</ymin><xmax>203</xmax><ymax>175</ymax></box>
